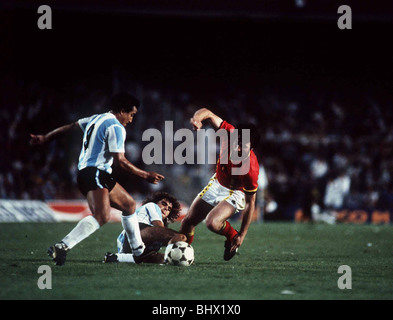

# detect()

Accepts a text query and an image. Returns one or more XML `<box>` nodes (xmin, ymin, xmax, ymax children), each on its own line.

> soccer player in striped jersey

<box><xmin>104</xmin><ymin>191</ymin><xmax>186</xmax><ymax>264</ymax></box>
<box><xmin>180</xmin><ymin>108</ymin><xmax>260</xmax><ymax>261</ymax></box>
<box><xmin>30</xmin><ymin>93</ymin><xmax>164</xmax><ymax>265</ymax></box>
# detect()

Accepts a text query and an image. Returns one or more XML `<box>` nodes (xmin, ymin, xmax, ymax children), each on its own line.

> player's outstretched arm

<box><xmin>230</xmin><ymin>192</ymin><xmax>256</xmax><ymax>252</ymax></box>
<box><xmin>112</xmin><ymin>152</ymin><xmax>165</xmax><ymax>184</ymax></box>
<box><xmin>30</xmin><ymin>121</ymin><xmax>79</xmax><ymax>145</ymax></box>
<box><xmin>190</xmin><ymin>108</ymin><xmax>223</xmax><ymax>130</ymax></box>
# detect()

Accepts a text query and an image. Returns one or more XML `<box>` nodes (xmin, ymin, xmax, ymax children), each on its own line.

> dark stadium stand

<box><xmin>1</xmin><ymin>1</ymin><xmax>392</xmax><ymax>220</ymax></box>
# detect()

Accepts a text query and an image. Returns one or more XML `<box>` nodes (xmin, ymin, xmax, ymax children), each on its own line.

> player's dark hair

<box><xmin>142</xmin><ymin>191</ymin><xmax>181</xmax><ymax>226</ymax></box>
<box><xmin>237</xmin><ymin>122</ymin><xmax>260</xmax><ymax>149</ymax></box>
<box><xmin>111</xmin><ymin>92</ymin><xmax>140</xmax><ymax>113</ymax></box>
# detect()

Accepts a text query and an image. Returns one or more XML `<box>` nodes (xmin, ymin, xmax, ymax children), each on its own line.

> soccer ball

<box><xmin>167</xmin><ymin>241</ymin><xmax>194</xmax><ymax>267</ymax></box>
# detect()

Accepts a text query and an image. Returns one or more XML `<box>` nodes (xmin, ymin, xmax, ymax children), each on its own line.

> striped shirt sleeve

<box><xmin>145</xmin><ymin>203</ymin><xmax>163</xmax><ymax>223</ymax></box>
<box><xmin>78</xmin><ymin>115</ymin><xmax>95</xmax><ymax>132</ymax></box>
<box><xmin>106</xmin><ymin>124</ymin><xmax>126</xmax><ymax>153</ymax></box>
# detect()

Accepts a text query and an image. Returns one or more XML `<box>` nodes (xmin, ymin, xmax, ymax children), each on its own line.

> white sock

<box><xmin>62</xmin><ymin>215</ymin><xmax>100</xmax><ymax>249</ymax></box>
<box><xmin>117</xmin><ymin>253</ymin><xmax>135</xmax><ymax>263</ymax></box>
<box><xmin>121</xmin><ymin>214</ymin><xmax>144</xmax><ymax>256</ymax></box>
<box><xmin>164</xmin><ymin>243</ymin><xmax>174</xmax><ymax>261</ymax></box>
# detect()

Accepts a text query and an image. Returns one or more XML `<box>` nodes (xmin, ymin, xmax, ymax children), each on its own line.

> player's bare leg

<box><xmin>168</xmin><ymin>233</ymin><xmax>187</xmax><ymax>244</ymax></box>
<box><xmin>140</xmin><ymin>226</ymin><xmax>187</xmax><ymax>245</ymax></box>
<box><xmin>205</xmin><ymin>200</ymin><xmax>237</xmax><ymax>239</ymax></box>
<box><xmin>49</xmin><ymin>188</ymin><xmax>109</xmax><ymax>266</ymax></box>
<box><xmin>109</xmin><ymin>183</ymin><xmax>146</xmax><ymax>259</ymax></box>
<box><xmin>109</xmin><ymin>182</ymin><xmax>136</xmax><ymax>214</ymax></box>
<box><xmin>204</xmin><ymin>200</ymin><xmax>239</xmax><ymax>261</ymax></box>
<box><xmin>180</xmin><ymin>196</ymin><xmax>213</xmax><ymax>244</ymax></box>
<box><xmin>87</xmin><ymin>188</ymin><xmax>112</xmax><ymax>225</ymax></box>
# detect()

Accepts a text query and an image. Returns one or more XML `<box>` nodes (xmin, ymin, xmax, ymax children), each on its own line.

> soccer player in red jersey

<box><xmin>180</xmin><ymin>108</ymin><xmax>260</xmax><ymax>261</ymax></box>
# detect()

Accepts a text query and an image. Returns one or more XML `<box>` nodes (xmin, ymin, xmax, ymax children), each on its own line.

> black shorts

<box><xmin>77</xmin><ymin>167</ymin><xmax>116</xmax><ymax>196</ymax></box>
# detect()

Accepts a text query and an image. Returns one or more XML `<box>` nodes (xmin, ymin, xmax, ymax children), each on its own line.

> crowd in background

<box><xmin>2</xmin><ymin>75</ymin><xmax>393</xmax><ymax>219</ymax></box>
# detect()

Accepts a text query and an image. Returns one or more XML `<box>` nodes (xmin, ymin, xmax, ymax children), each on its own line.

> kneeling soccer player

<box><xmin>104</xmin><ymin>191</ymin><xmax>186</xmax><ymax>264</ymax></box>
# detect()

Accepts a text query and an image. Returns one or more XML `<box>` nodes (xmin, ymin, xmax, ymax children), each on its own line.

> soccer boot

<box><xmin>223</xmin><ymin>238</ymin><xmax>238</xmax><ymax>261</ymax></box>
<box><xmin>103</xmin><ymin>252</ymin><xmax>119</xmax><ymax>263</ymax></box>
<box><xmin>47</xmin><ymin>241</ymin><xmax>69</xmax><ymax>266</ymax></box>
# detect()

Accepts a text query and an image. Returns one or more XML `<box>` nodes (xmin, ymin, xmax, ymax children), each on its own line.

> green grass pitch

<box><xmin>0</xmin><ymin>221</ymin><xmax>392</xmax><ymax>300</ymax></box>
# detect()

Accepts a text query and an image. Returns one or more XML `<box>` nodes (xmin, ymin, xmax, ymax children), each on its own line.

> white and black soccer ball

<box><xmin>167</xmin><ymin>241</ymin><xmax>194</xmax><ymax>267</ymax></box>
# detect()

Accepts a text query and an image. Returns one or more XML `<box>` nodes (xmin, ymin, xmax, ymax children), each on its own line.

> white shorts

<box><xmin>198</xmin><ymin>175</ymin><xmax>246</xmax><ymax>213</ymax></box>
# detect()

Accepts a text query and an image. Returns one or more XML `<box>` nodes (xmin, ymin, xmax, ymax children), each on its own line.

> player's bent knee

<box><xmin>128</xmin><ymin>198</ymin><xmax>136</xmax><ymax>213</ymax></box>
<box><xmin>205</xmin><ymin>216</ymin><xmax>222</xmax><ymax>233</ymax></box>
<box><xmin>205</xmin><ymin>220</ymin><xmax>215</xmax><ymax>232</ymax></box>
<box><xmin>94</xmin><ymin>212</ymin><xmax>111</xmax><ymax>226</ymax></box>
<box><xmin>169</xmin><ymin>233</ymin><xmax>188</xmax><ymax>244</ymax></box>
<box><xmin>120</xmin><ymin>198</ymin><xmax>136</xmax><ymax>215</ymax></box>
<box><xmin>178</xmin><ymin>234</ymin><xmax>187</xmax><ymax>242</ymax></box>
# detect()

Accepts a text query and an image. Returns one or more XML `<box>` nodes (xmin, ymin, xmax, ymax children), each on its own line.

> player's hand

<box><xmin>146</xmin><ymin>171</ymin><xmax>165</xmax><ymax>184</ymax></box>
<box><xmin>29</xmin><ymin>134</ymin><xmax>46</xmax><ymax>146</ymax></box>
<box><xmin>190</xmin><ymin>117</ymin><xmax>202</xmax><ymax>131</ymax></box>
<box><xmin>230</xmin><ymin>234</ymin><xmax>243</xmax><ymax>253</ymax></box>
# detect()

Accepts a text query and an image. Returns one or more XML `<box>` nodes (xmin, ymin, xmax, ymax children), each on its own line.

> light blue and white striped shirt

<box><xmin>77</xmin><ymin>112</ymin><xmax>126</xmax><ymax>174</ymax></box>
<box><xmin>135</xmin><ymin>202</ymin><xmax>163</xmax><ymax>226</ymax></box>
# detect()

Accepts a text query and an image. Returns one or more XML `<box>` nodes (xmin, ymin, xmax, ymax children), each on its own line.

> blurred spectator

<box><xmin>324</xmin><ymin>169</ymin><xmax>351</xmax><ymax>210</ymax></box>
<box><xmin>310</xmin><ymin>154</ymin><xmax>329</xmax><ymax>180</ymax></box>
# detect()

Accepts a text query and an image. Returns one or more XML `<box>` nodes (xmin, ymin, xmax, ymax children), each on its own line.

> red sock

<box><xmin>221</xmin><ymin>221</ymin><xmax>238</xmax><ymax>242</ymax></box>
<box><xmin>186</xmin><ymin>232</ymin><xmax>194</xmax><ymax>244</ymax></box>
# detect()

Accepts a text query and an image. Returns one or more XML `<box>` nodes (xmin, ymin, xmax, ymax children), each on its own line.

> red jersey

<box><xmin>215</xmin><ymin>121</ymin><xmax>259</xmax><ymax>193</ymax></box>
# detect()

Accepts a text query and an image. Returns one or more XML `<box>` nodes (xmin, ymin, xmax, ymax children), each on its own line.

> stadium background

<box><xmin>1</xmin><ymin>0</ymin><xmax>393</xmax><ymax>224</ymax></box>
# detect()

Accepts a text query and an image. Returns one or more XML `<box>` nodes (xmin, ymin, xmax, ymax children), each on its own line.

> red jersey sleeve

<box><xmin>218</xmin><ymin>120</ymin><xmax>235</xmax><ymax>132</ymax></box>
